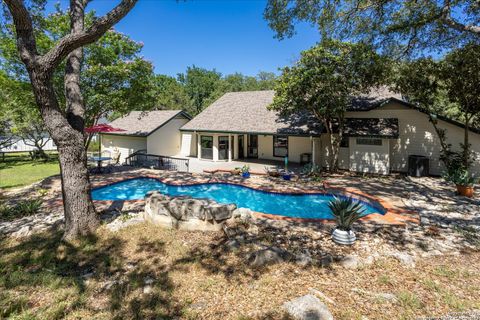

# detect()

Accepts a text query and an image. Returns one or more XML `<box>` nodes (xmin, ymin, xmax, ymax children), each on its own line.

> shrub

<box><xmin>0</xmin><ymin>199</ymin><xmax>43</xmax><ymax>220</ymax></box>
<box><xmin>443</xmin><ymin>167</ymin><xmax>477</xmax><ymax>187</ymax></box>
<box><xmin>301</xmin><ymin>163</ymin><xmax>322</xmax><ymax>176</ymax></box>
<box><xmin>328</xmin><ymin>197</ymin><xmax>365</xmax><ymax>231</ymax></box>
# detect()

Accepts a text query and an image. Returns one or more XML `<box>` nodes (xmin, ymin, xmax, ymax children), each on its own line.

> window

<box><xmin>340</xmin><ymin>136</ymin><xmax>349</xmax><ymax>148</ymax></box>
<box><xmin>200</xmin><ymin>136</ymin><xmax>213</xmax><ymax>159</ymax></box>
<box><xmin>356</xmin><ymin>138</ymin><xmax>382</xmax><ymax>146</ymax></box>
<box><xmin>273</xmin><ymin>135</ymin><xmax>288</xmax><ymax>157</ymax></box>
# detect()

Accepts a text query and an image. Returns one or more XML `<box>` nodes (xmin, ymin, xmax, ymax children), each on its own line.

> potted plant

<box><xmin>282</xmin><ymin>171</ymin><xmax>293</xmax><ymax>181</ymax></box>
<box><xmin>444</xmin><ymin>167</ymin><xmax>477</xmax><ymax>197</ymax></box>
<box><xmin>328</xmin><ymin>197</ymin><xmax>365</xmax><ymax>245</ymax></box>
<box><xmin>231</xmin><ymin>167</ymin><xmax>241</xmax><ymax>175</ymax></box>
<box><xmin>241</xmin><ymin>165</ymin><xmax>250</xmax><ymax>178</ymax></box>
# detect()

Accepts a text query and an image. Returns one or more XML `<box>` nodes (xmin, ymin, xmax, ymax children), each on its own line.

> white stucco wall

<box><xmin>147</xmin><ymin>117</ymin><xmax>189</xmax><ymax>156</ymax></box>
<box><xmin>349</xmin><ymin>138</ymin><xmax>390</xmax><ymax>174</ymax></box>
<box><xmin>288</xmin><ymin>136</ymin><xmax>312</xmax><ymax>163</ymax></box>
<box><xmin>257</xmin><ymin>135</ymin><xmax>312</xmax><ymax>163</ymax></box>
<box><xmin>346</xmin><ymin>101</ymin><xmax>480</xmax><ymax>175</ymax></box>
<box><xmin>101</xmin><ymin>134</ymin><xmax>147</xmax><ymax>163</ymax></box>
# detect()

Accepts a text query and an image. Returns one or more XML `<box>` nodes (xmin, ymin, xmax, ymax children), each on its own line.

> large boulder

<box><xmin>283</xmin><ymin>294</ymin><xmax>334</xmax><ymax>320</ymax></box>
<box><xmin>144</xmin><ymin>191</ymin><xmax>236</xmax><ymax>231</ymax></box>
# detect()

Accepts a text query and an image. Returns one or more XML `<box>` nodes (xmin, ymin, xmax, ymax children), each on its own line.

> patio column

<box><xmin>197</xmin><ymin>133</ymin><xmax>201</xmax><ymax>159</ymax></box>
<box><xmin>233</xmin><ymin>135</ymin><xmax>239</xmax><ymax>159</ymax></box>
<box><xmin>228</xmin><ymin>134</ymin><xmax>232</xmax><ymax>162</ymax></box>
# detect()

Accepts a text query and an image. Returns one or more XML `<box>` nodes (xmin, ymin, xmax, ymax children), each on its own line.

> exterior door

<box><xmin>200</xmin><ymin>136</ymin><xmax>213</xmax><ymax>160</ymax></box>
<box><xmin>238</xmin><ymin>135</ymin><xmax>244</xmax><ymax>159</ymax></box>
<box><xmin>218</xmin><ymin>136</ymin><xmax>229</xmax><ymax>160</ymax></box>
<box><xmin>248</xmin><ymin>134</ymin><xmax>258</xmax><ymax>158</ymax></box>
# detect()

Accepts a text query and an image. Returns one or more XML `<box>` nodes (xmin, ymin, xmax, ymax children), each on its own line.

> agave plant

<box><xmin>328</xmin><ymin>197</ymin><xmax>365</xmax><ymax>231</ymax></box>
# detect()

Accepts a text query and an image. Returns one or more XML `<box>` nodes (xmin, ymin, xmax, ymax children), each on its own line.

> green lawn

<box><xmin>0</xmin><ymin>152</ymin><xmax>60</xmax><ymax>189</ymax></box>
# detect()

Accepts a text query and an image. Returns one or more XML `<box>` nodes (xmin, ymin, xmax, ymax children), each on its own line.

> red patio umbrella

<box><xmin>85</xmin><ymin>124</ymin><xmax>126</xmax><ymax>156</ymax></box>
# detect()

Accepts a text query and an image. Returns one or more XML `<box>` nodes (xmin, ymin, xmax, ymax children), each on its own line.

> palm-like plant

<box><xmin>328</xmin><ymin>197</ymin><xmax>365</xmax><ymax>231</ymax></box>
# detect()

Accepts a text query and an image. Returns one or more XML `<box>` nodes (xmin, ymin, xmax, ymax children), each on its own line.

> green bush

<box><xmin>301</xmin><ymin>163</ymin><xmax>322</xmax><ymax>176</ymax></box>
<box><xmin>328</xmin><ymin>197</ymin><xmax>365</xmax><ymax>231</ymax></box>
<box><xmin>443</xmin><ymin>167</ymin><xmax>477</xmax><ymax>187</ymax></box>
<box><xmin>0</xmin><ymin>199</ymin><xmax>43</xmax><ymax>220</ymax></box>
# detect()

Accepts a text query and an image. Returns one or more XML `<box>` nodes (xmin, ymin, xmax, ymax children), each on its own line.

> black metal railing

<box><xmin>125</xmin><ymin>151</ymin><xmax>189</xmax><ymax>172</ymax></box>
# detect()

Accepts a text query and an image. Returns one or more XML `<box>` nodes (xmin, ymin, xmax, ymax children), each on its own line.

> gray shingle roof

<box><xmin>344</xmin><ymin>118</ymin><xmax>399</xmax><ymax>138</ymax></box>
<box><xmin>181</xmin><ymin>91</ymin><xmax>323</xmax><ymax>136</ymax></box>
<box><xmin>107</xmin><ymin>110</ymin><xmax>187</xmax><ymax>136</ymax></box>
<box><xmin>348</xmin><ymin>87</ymin><xmax>403</xmax><ymax>111</ymax></box>
<box><xmin>181</xmin><ymin>89</ymin><xmax>403</xmax><ymax>135</ymax></box>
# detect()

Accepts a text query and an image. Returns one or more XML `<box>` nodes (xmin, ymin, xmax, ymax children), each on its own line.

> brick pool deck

<box><xmin>90</xmin><ymin>169</ymin><xmax>419</xmax><ymax>226</ymax></box>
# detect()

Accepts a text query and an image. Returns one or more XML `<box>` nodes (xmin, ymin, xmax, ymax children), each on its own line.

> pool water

<box><xmin>91</xmin><ymin>178</ymin><xmax>385</xmax><ymax>220</ymax></box>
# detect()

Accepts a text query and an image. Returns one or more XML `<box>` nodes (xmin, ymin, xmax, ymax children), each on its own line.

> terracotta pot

<box><xmin>332</xmin><ymin>228</ymin><xmax>356</xmax><ymax>245</ymax></box>
<box><xmin>456</xmin><ymin>184</ymin><xmax>474</xmax><ymax>198</ymax></box>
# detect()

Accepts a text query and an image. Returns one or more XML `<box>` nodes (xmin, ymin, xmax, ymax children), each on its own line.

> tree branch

<box><xmin>440</xmin><ymin>0</ymin><xmax>480</xmax><ymax>35</ymax></box>
<box><xmin>40</xmin><ymin>0</ymin><xmax>138</xmax><ymax>70</ymax></box>
<box><xmin>3</xmin><ymin>0</ymin><xmax>38</xmax><ymax>67</ymax></box>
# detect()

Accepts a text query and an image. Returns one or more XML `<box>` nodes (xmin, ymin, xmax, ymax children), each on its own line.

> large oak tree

<box><xmin>264</xmin><ymin>0</ymin><xmax>480</xmax><ymax>56</ymax></box>
<box><xmin>270</xmin><ymin>40</ymin><xmax>386</xmax><ymax>170</ymax></box>
<box><xmin>2</xmin><ymin>0</ymin><xmax>138</xmax><ymax>240</ymax></box>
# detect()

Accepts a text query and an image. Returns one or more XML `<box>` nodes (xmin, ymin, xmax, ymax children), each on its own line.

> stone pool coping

<box><xmin>90</xmin><ymin>172</ymin><xmax>419</xmax><ymax>226</ymax></box>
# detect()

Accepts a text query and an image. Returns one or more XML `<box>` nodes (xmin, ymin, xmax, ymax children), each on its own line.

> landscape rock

<box><xmin>144</xmin><ymin>191</ymin><xmax>236</xmax><ymax>231</ymax></box>
<box><xmin>248</xmin><ymin>246</ymin><xmax>292</xmax><ymax>268</ymax></box>
<box><xmin>391</xmin><ymin>252</ymin><xmax>415</xmax><ymax>268</ymax></box>
<box><xmin>320</xmin><ymin>255</ymin><xmax>333</xmax><ymax>267</ymax></box>
<box><xmin>340</xmin><ymin>255</ymin><xmax>359</xmax><ymax>269</ymax></box>
<box><xmin>296</xmin><ymin>251</ymin><xmax>314</xmax><ymax>267</ymax></box>
<box><xmin>283</xmin><ymin>294</ymin><xmax>334</xmax><ymax>320</ymax></box>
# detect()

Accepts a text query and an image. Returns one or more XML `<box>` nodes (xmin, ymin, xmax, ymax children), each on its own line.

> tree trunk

<box><xmin>57</xmin><ymin>139</ymin><xmax>98</xmax><ymax>240</ymax></box>
<box><xmin>29</xmin><ymin>69</ymin><xmax>98</xmax><ymax>240</ymax></box>
<box><xmin>463</xmin><ymin>114</ymin><xmax>472</xmax><ymax>169</ymax></box>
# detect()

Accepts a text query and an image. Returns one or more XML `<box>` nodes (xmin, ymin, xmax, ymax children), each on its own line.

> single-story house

<box><xmin>179</xmin><ymin>89</ymin><xmax>480</xmax><ymax>175</ymax></box>
<box><xmin>100</xmin><ymin>110</ymin><xmax>191</xmax><ymax>163</ymax></box>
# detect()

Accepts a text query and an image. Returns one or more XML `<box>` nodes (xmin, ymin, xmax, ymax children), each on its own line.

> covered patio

<box><xmin>184</xmin><ymin>156</ymin><xmax>303</xmax><ymax>174</ymax></box>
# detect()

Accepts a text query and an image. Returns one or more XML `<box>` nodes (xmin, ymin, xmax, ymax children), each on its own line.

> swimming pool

<box><xmin>91</xmin><ymin>178</ymin><xmax>386</xmax><ymax>220</ymax></box>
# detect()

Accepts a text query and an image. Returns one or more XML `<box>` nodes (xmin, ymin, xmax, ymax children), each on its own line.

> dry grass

<box><xmin>1</xmin><ymin>223</ymin><xmax>479</xmax><ymax>320</ymax></box>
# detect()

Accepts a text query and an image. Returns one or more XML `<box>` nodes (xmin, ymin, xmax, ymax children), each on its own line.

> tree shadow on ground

<box><xmin>0</xmin><ymin>231</ymin><xmax>184</xmax><ymax>319</ymax></box>
<box><xmin>171</xmin><ymin>220</ymin><xmax>340</xmax><ymax>284</ymax></box>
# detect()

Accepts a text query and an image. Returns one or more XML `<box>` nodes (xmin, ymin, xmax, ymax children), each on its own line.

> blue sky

<box><xmin>48</xmin><ymin>0</ymin><xmax>320</xmax><ymax>77</ymax></box>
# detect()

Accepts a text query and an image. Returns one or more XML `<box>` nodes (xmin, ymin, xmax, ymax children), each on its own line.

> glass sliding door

<box><xmin>218</xmin><ymin>136</ymin><xmax>229</xmax><ymax>160</ymax></box>
<box><xmin>200</xmin><ymin>136</ymin><xmax>213</xmax><ymax>160</ymax></box>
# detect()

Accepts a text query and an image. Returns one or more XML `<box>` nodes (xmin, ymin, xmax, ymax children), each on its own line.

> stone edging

<box><xmin>90</xmin><ymin>173</ymin><xmax>419</xmax><ymax>226</ymax></box>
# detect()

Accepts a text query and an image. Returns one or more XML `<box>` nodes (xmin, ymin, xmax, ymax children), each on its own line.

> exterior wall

<box><xmin>1</xmin><ymin>137</ymin><xmax>57</xmax><ymax>153</ymax></box>
<box><xmin>180</xmin><ymin>132</ymin><xmax>197</xmax><ymax>157</ymax></box>
<box><xmin>349</xmin><ymin>138</ymin><xmax>390</xmax><ymax>174</ymax></box>
<box><xmin>257</xmin><ymin>135</ymin><xmax>274</xmax><ymax>160</ymax></box>
<box><xmin>147</xmin><ymin>117</ymin><xmax>189</xmax><ymax>156</ymax></box>
<box><xmin>338</xmin><ymin>145</ymin><xmax>349</xmax><ymax>170</ymax></box>
<box><xmin>257</xmin><ymin>135</ymin><xmax>312</xmax><ymax>163</ymax></box>
<box><xmin>288</xmin><ymin>136</ymin><xmax>312</xmax><ymax>163</ymax></box>
<box><xmin>101</xmin><ymin>134</ymin><xmax>147</xmax><ymax>163</ymax></box>
<box><xmin>346</xmin><ymin>101</ymin><xmax>480</xmax><ymax>175</ymax></box>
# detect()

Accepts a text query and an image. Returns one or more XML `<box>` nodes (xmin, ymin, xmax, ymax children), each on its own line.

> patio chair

<box><xmin>104</xmin><ymin>152</ymin><xmax>121</xmax><ymax>173</ymax></box>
